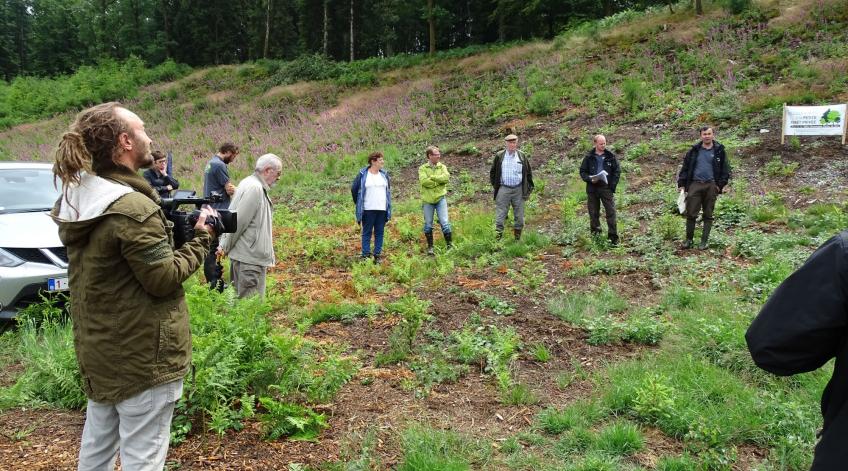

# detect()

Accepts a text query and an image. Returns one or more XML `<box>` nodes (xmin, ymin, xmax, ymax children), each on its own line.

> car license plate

<box><xmin>47</xmin><ymin>277</ymin><xmax>69</xmax><ymax>292</ymax></box>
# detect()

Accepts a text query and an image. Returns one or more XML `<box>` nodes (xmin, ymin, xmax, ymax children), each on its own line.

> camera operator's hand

<box><xmin>194</xmin><ymin>205</ymin><xmax>219</xmax><ymax>238</ymax></box>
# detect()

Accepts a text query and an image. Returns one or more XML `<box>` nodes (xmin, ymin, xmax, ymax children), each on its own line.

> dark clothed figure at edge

<box><xmin>747</xmin><ymin>231</ymin><xmax>848</xmax><ymax>471</ymax></box>
<box><xmin>578</xmin><ymin>134</ymin><xmax>621</xmax><ymax>245</ymax></box>
<box><xmin>489</xmin><ymin>134</ymin><xmax>534</xmax><ymax>240</ymax></box>
<box><xmin>676</xmin><ymin>126</ymin><xmax>731</xmax><ymax>249</ymax></box>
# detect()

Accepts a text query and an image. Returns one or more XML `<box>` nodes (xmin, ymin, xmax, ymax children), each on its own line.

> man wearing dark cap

<box><xmin>489</xmin><ymin>134</ymin><xmax>534</xmax><ymax>240</ymax></box>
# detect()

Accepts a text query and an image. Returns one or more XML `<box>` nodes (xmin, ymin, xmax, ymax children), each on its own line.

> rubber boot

<box><xmin>425</xmin><ymin>231</ymin><xmax>434</xmax><ymax>256</ymax></box>
<box><xmin>699</xmin><ymin>220</ymin><xmax>712</xmax><ymax>250</ymax></box>
<box><xmin>682</xmin><ymin>219</ymin><xmax>696</xmax><ymax>249</ymax></box>
<box><xmin>444</xmin><ymin>232</ymin><xmax>453</xmax><ymax>250</ymax></box>
<box><xmin>514</xmin><ymin>228</ymin><xmax>522</xmax><ymax>241</ymax></box>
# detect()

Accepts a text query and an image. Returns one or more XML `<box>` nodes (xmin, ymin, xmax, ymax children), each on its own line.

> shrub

<box><xmin>258</xmin><ymin>398</ymin><xmax>328</xmax><ymax>441</ymax></box>
<box><xmin>531</xmin><ymin>343</ymin><xmax>551</xmax><ymax>362</ymax></box>
<box><xmin>763</xmin><ymin>156</ymin><xmax>799</xmax><ymax>177</ymax></box>
<box><xmin>376</xmin><ymin>294</ymin><xmax>432</xmax><ymax>365</ymax></box>
<box><xmin>527</xmin><ymin>90</ymin><xmax>557</xmax><ymax>115</ymax></box>
<box><xmin>722</xmin><ymin>0</ymin><xmax>752</xmax><ymax>14</ymax></box>
<box><xmin>621</xmin><ymin>79</ymin><xmax>647</xmax><ymax>113</ymax></box>
<box><xmin>0</xmin><ymin>317</ymin><xmax>85</xmax><ymax>410</ymax></box>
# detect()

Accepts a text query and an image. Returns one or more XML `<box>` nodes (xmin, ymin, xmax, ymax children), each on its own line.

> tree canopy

<box><xmin>0</xmin><ymin>0</ymin><xmax>672</xmax><ymax>80</ymax></box>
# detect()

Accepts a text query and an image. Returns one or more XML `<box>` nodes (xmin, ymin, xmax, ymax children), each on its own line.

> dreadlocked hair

<box><xmin>53</xmin><ymin>102</ymin><xmax>128</xmax><ymax>191</ymax></box>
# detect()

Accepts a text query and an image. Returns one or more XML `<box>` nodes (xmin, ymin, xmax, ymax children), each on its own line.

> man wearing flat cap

<box><xmin>489</xmin><ymin>134</ymin><xmax>534</xmax><ymax>240</ymax></box>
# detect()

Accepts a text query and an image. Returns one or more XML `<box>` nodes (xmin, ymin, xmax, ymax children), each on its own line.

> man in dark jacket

<box><xmin>142</xmin><ymin>150</ymin><xmax>179</xmax><ymax>198</ymax></box>
<box><xmin>579</xmin><ymin>134</ymin><xmax>621</xmax><ymax>245</ymax></box>
<box><xmin>51</xmin><ymin>102</ymin><xmax>214</xmax><ymax>470</ymax></box>
<box><xmin>677</xmin><ymin>126</ymin><xmax>731</xmax><ymax>249</ymax></box>
<box><xmin>489</xmin><ymin>134</ymin><xmax>534</xmax><ymax>240</ymax></box>
<box><xmin>746</xmin><ymin>232</ymin><xmax>848</xmax><ymax>470</ymax></box>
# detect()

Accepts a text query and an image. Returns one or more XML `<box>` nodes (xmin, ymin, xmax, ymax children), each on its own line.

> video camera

<box><xmin>160</xmin><ymin>190</ymin><xmax>237</xmax><ymax>248</ymax></box>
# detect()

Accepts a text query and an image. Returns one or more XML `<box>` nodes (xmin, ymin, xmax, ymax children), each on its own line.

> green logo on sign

<box><xmin>820</xmin><ymin>109</ymin><xmax>841</xmax><ymax>125</ymax></box>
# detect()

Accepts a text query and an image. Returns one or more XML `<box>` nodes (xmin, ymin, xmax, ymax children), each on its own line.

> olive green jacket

<box><xmin>52</xmin><ymin>167</ymin><xmax>211</xmax><ymax>404</ymax></box>
<box><xmin>418</xmin><ymin>161</ymin><xmax>450</xmax><ymax>204</ymax></box>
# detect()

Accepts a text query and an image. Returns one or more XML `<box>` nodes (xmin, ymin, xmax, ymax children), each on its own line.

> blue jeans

<box><xmin>361</xmin><ymin>210</ymin><xmax>387</xmax><ymax>256</ymax></box>
<box><xmin>422</xmin><ymin>197</ymin><xmax>451</xmax><ymax>234</ymax></box>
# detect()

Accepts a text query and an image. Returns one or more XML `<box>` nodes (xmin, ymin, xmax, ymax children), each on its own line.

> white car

<box><xmin>0</xmin><ymin>162</ymin><xmax>68</xmax><ymax>319</ymax></box>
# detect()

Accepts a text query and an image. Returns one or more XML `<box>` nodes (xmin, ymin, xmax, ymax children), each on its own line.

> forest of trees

<box><xmin>0</xmin><ymin>0</ymin><xmax>676</xmax><ymax>81</ymax></box>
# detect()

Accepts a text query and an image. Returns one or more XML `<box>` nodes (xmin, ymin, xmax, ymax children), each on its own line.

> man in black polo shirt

<box><xmin>202</xmin><ymin>142</ymin><xmax>239</xmax><ymax>290</ymax></box>
<box><xmin>677</xmin><ymin>126</ymin><xmax>731</xmax><ymax>249</ymax></box>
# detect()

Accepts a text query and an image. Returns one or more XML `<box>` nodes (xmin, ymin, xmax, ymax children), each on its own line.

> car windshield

<box><xmin>0</xmin><ymin>168</ymin><xmax>62</xmax><ymax>213</ymax></box>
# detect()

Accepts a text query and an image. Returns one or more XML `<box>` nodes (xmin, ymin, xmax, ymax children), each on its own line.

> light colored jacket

<box><xmin>418</xmin><ymin>161</ymin><xmax>450</xmax><ymax>204</ymax></box>
<box><xmin>220</xmin><ymin>174</ymin><xmax>275</xmax><ymax>267</ymax></box>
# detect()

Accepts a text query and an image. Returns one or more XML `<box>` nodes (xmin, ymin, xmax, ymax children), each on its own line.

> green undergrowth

<box><xmin>0</xmin><ymin>282</ymin><xmax>359</xmax><ymax>444</ymax></box>
<box><xmin>0</xmin><ymin>57</ymin><xmax>190</xmax><ymax>130</ymax></box>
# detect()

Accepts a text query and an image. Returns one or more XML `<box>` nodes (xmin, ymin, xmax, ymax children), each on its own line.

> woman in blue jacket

<box><xmin>351</xmin><ymin>152</ymin><xmax>392</xmax><ymax>263</ymax></box>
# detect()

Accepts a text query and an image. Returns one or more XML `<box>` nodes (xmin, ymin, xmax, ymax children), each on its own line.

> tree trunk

<box><xmin>427</xmin><ymin>0</ymin><xmax>435</xmax><ymax>54</ymax></box>
<box><xmin>263</xmin><ymin>0</ymin><xmax>271</xmax><ymax>58</ymax></box>
<box><xmin>349</xmin><ymin>0</ymin><xmax>354</xmax><ymax>61</ymax></box>
<box><xmin>695</xmin><ymin>0</ymin><xmax>703</xmax><ymax>15</ymax></box>
<box><xmin>161</xmin><ymin>0</ymin><xmax>172</xmax><ymax>58</ymax></box>
<box><xmin>498</xmin><ymin>12</ymin><xmax>505</xmax><ymax>42</ymax></box>
<box><xmin>602</xmin><ymin>0</ymin><xmax>613</xmax><ymax>17</ymax></box>
<box><xmin>322</xmin><ymin>0</ymin><xmax>329</xmax><ymax>56</ymax></box>
<box><xmin>16</xmin><ymin>0</ymin><xmax>25</xmax><ymax>74</ymax></box>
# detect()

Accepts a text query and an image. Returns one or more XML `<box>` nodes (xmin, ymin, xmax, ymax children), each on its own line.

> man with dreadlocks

<box><xmin>51</xmin><ymin>102</ymin><xmax>214</xmax><ymax>470</ymax></box>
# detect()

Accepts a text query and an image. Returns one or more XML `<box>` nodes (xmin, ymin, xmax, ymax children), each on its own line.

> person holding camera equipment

<box><xmin>746</xmin><ymin>232</ymin><xmax>848</xmax><ymax>469</ymax></box>
<box><xmin>217</xmin><ymin>154</ymin><xmax>281</xmax><ymax>299</ymax></box>
<box><xmin>143</xmin><ymin>150</ymin><xmax>179</xmax><ymax>198</ymax></box>
<box><xmin>51</xmin><ymin>102</ymin><xmax>215</xmax><ymax>471</ymax></box>
<box><xmin>202</xmin><ymin>142</ymin><xmax>239</xmax><ymax>291</ymax></box>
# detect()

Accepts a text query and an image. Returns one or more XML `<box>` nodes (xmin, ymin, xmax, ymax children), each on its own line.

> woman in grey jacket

<box><xmin>219</xmin><ymin>154</ymin><xmax>282</xmax><ymax>298</ymax></box>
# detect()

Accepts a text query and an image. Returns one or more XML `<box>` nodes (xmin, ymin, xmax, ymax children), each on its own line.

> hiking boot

<box><xmin>373</xmin><ymin>253</ymin><xmax>382</xmax><ymax>264</ymax></box>
<box><xmin>514</xmin><ymin>228</ymin><xmax>522</xmax><ymax>241</ymax></box>
<box><xmin>496</xmin><ymin>230</ymin><xmax>503</xmax><ymax>241</ymax></box>
<box><xmin>444</xmin><ymin>231</ymin><xmax>453</xmax><ymax>250</ymax></box>
<box><xmin>425</xmin><ymin>231</ymin><xmax>434</xmax><ymax>256</ymax></box>
<box><xmin>683</xmin><ymin>219</ymin><xmax>696</xmax><ymax>249</ymax></box>
<box><xmin>699</xmin><ymin>220</ymin><xmax>712</xmax><ymax>250</ymax></box>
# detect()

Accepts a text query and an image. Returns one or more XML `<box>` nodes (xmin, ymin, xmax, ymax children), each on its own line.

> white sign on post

<box><xmin>782</xmin><ymin>104</ymin><xmax>847</xmax><ymax>145</ymax></box>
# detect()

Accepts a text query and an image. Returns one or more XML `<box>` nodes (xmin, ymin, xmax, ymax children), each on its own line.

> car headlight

<box><xmin>0</xmin><ymin>248</ymin><xmax>25</xmax><ymax>267</ymax></box>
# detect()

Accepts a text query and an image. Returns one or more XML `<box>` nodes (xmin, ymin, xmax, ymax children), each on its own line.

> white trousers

<box><xmin>77</xmin><ymin>379</ymin><xmax>183</xmax><ymax>471</ymax></box>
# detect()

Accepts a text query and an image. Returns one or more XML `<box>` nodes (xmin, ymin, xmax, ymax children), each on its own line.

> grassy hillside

<box><xmin>2</xmin><ymin>0</ymin><xmax>848</xmax><ymax>469</ymax></box>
